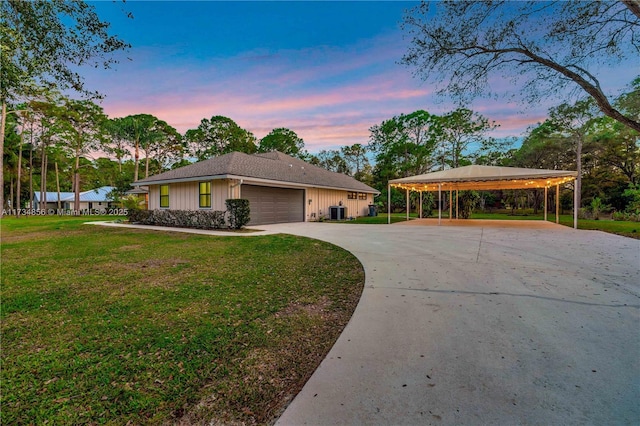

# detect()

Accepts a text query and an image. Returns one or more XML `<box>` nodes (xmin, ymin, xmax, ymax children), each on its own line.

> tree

<box><xmin>56</xmin><ymin>98</ymin><xmax>107</xmax><ymax>212</ymax></box>
<box><xmin>309</xmin><ymin>150</ymin><xmax>349</xmax><ymax>174</ymax></box>
<box><xmin>402</xmin><ymin>1</ymin><xmax>640</xmax><ymax>133</ymax></box>
<box><xmin>369</xmin><ymin>110</ymin><xmax>440</xmax><ymax>187</ymax></box>
<box><xmin>103</xmin><ymin>118</ymin><xmax>130</xmax><ymax>172</ymax></box>
<box><xmin>118</xmin><ymin>114</ymin><xmax>160</xmax><ymax>182</ymax></box>
<box><xmin>186</xmin><ymin>116</ymin><xmax>257</xmax><ymax>161</ymax></box>
<box><xmin>548</xmin><ymin>98</ymin><xmax>600</xmax><ymax>211</ymax></box>
<box><xmin>258</xmin><ymin>128</ymin><xmax>307</xmax><ymax>158</ymax></box>
<box><xmin>138</xmin><ymin>118</ymin><xmax>182</xmax><ymax>178</ymax></box>
<box><xmin>438</xmin><ymin>108</ymin><xmax>498</xmax><ymax>168</ymax></box>
<box><xmin>0</xmin><ymin>0</ymin><xmax>129</xmax><ymax>214</ymax></box>
<box><xmin>341</xmin><ymin>144</ymin><xmax>369</xmax><ymax>180</ymax></box>
<box><xmin>143</xmin><ymin>120</ymin><xmax>184</xmax><ymax>176</ymax></box>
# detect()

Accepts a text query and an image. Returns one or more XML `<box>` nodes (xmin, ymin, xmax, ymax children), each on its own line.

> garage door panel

<box><xmin>242</xmin><ymin>185</ymin><xmax>304</xmax><ymax>225</ymax></box>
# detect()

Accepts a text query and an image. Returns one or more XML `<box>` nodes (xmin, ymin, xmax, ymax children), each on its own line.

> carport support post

<box><xmin>556</xmin><ymin>184</ymin><xmax>560</xmax><ymax>223</ymax></box>
<box><xmin>544</xmin><ymin>187</ymin><xmax>548</xmax><ymax>222</ymax></box>
<box><xmin>574</xmin><ymin>181</ymin><xmax>578</xmax><ymax>229</ymax></box>
<box><xmin>387</xmin><ymin>184</ymin><xmax>391</xmax><ymax>224</ymax></box>
<box><xmin>438</xmin><ymin>184</ymin><xmax>442</xmax><ymax>225</ymax></box>
<box><xmin>449</xmin><ymin>190</ymin><xmax>452</xmax><ymax>221</ymax></box>
<box><xmin>419</xmin><ymin>191</ymin><xmax>423</xmax><ymax>219</ymax></box>
<box><xmin>456</xmin><ymin>190</ymin><xmax>459</xmax><ymax>220</ymax></box>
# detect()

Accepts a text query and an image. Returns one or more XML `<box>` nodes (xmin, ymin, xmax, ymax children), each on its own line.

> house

<box><xmin>132</xmin><ymin>151</ymin><xmax>380</xmax><ymax>225</ymax></box>
<box><xmin>33</xmin><ymin>186</ymin><xmax>117</xmax><ymax>210</ymax></box>
<box><xmin>32</xmin><ymin>191</ymin><xmax>75</xmax><ymax>210</ymax></box>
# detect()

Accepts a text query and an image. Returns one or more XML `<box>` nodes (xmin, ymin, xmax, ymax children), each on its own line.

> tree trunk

<box><xmin>9</xmin><ymin>175</ymin><xmax>14</xmax><ymax>212</ymax></box>
<box><xmin>1</xmin><ymin>102</ymin><xmax>6</xmax><ymax>215</ymax></box>
<box><xmin>145</xmin><ymin>155</ymin><xmax>150</xmax><ymax>178</ymax></box>
<box><xmin>16</xmin><ymin>130</ymin><xmax>23</xmax><ymax>217</ymax></box>
<box><xmin>576</xmin><ymin>136</ymin><xmax>583</xmax><ymax>213</ymax></box>
<box><xmin>29</xmin><ymin>127</ymin><xmax>33</xmax><ymax>209</ymax></box>
<box><xmin>55</xmin><ymin>162</ymin><xmax>61</xmax><ymax>210</ymax></box>
<box><xmin>134</xmin><ymin>140</ymin><xmax>140</xmax><ymax>181</ymax></box>
<box><xmin>40</xmin><ymin>142</ymin><xmax>48</xmax><ymax>211</ymax></box>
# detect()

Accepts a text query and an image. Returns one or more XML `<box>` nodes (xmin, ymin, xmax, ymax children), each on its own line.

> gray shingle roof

<box><xmin>133</xmin><ymin>151</ymin><xmax>379</xmax><ymax>193</ymax></box>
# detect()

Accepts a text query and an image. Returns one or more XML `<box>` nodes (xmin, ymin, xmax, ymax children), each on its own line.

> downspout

<box><xmin>229</xmin><ymin>178</ymin><xmax>244</xmax><ymax>199</ymax></box>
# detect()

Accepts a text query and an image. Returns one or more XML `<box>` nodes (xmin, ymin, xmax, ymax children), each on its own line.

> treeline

<box><xmin>2</xmin><ymin>78</ymin><xmax>639</xmax><ymax>217</ymax></box>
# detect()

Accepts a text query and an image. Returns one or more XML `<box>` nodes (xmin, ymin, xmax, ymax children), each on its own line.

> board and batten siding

<box><xmin>146</xmin><ymin>180</ymin><xmax>374</xmax><ymax>222</ymax></box>
<box><xmin>305</xmin><ymin>188</ymin><xmax>372</xmax><ymax>220</ymax></box>
<box><xmin>148</xmin><ymin>180</ymin><xmax>231</xmax><ymax>210</ymax></box>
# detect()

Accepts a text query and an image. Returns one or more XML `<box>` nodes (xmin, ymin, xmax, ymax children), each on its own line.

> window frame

<box><xmin>358</xmin><ymin>192</ymin><xmax>368</xmax><ymax>200</ymax></box>
<box><xmin>199</xmin><ymin>181</ymin><xmax>212</xmax><ymax>209</ymax></box>
<box><xmin>347</xmin><ymin>191</ymin><xmax>357</xmax><ymax>200</ymax></box>
<box><xmin>159</xmin><ymin>184</ymin><xmax>170</xmax><ymax>208</ymax></box>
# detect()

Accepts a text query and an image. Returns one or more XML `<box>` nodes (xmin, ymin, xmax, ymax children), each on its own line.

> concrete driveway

<box><xmin>259</xmin><ymin>221</ymin><xmax>640</xmax><ymax>425</ymax></box>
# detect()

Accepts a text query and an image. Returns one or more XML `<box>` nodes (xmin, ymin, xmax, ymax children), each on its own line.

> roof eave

<box><xmin>134</xmin><ymin>174</ymin><xmax>379</xmax><ymax>194</ymax></box>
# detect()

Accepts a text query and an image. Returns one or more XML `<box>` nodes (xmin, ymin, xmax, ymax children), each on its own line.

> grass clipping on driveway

<box><xmin>1</xmin><ymin>217</ymin><xmax>365</xmax><ymax>425</ymax></box>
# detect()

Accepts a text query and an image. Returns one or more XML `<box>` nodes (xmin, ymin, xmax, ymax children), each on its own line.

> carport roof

<box><xmin>133</xmin><ymin>151</ymin><xmax>379</xmax><ymax>194</ymax></box>
<box><xmin>389</xmin><ymin>165</ymin><xmax>577</xmax><ymax>191</ymax></box>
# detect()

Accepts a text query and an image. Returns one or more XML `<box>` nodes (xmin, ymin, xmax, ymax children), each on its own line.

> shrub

<box><xmin>420</xmin><ymin>192</ymin><xmax>434</xmax><ymax>218</ymax></box>
<box><xmin>127</xmin><ymin>209</ymin><xmax>226</xmax><ymax>230</ymax></box>
<box><xmin>226</xmin><ymin>199</ymin><xmax>251</xmax><ymax>229</ymax></box>
<box><xmin>578</xmin><ymin>207</ymin><xmax>590</xmax><ymax>219</ymax></box>
<box><xmin>622</xmin><ymin>183</ymin><xmax>640</xmax><ymax>215</ymax></box>
<box><xmin>612</xmin><ymin>211</ymin><xmax>627</xmax><ymax>221</ymax></box>
<box><xmin>121</xmin><ymin>195</ymin><xmax>144</xmax><ymax>210</ymax></box>
<box><xmin>590</xmin><ymin>197</ymin><xmax>604</xmax><ymax>220</ymax></box>
<box><xmin>458</xmin><ymin>190</ymin><xmax>480</xmax><ymax>219</ymax></box>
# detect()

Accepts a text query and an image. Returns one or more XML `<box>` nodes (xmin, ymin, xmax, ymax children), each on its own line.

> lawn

<box><xmin>1</xmin><ymin>216</ymin><xmax>365</xmax><ymax>424</ymax></box>
<box><xmin>347</xmin><ymin>211</ymin><xmax>640</xmax><ymax>239</ymax></box>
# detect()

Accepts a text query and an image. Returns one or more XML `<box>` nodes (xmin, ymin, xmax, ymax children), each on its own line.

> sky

<box><xmin>85</xmin><ymin>1</ymin><xmax>637</xmax><ymax>154</ymax></box>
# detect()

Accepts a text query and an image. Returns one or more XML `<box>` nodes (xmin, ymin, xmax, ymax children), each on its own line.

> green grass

<box><xmin>1</xmin><ymin>216</ymin><xmax>365</xmax><ymax>424</ymax></box>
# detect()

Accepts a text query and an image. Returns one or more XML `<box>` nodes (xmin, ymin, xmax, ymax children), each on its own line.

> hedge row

<box><xmin>128</xmin><ymin>209</ymin><xmax>227</xmax><ymax>230</ymax></box>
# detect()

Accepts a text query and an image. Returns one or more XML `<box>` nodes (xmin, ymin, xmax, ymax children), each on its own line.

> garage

<box><xmin>241</xmin><ymin>185</ymin><xmax>305</xmax><ymax>225</ymax></box>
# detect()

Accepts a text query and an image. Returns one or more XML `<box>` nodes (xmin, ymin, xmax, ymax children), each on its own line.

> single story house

<box><xmin>33</xmin><ymin>186</ymin><xmax>117</xmax><ymax>210</ymax></box>
<box><xmin>132</xmin><ymin>151</ymin><xmax>380</xmax><ymax>225</ymax></box>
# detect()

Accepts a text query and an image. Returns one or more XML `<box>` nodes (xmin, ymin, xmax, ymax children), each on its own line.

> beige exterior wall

<box><xmin>148</xmin><ymin>179</ymin><xmax>231</xmax><ymax>211</ymax></box>
<box><xmin>147</xmin><ymin>179</ymin><xmax>375</xmax><ymax>221</ymax></box>
<box><xmin>305</xmin><ymin>188</ymin><xmax>373</xmax><ymax>220</ymax></box>
<box><xmin>67</xmin><ymin>201</ymin><xmax>114</xmax><ymax>210</ymax></box>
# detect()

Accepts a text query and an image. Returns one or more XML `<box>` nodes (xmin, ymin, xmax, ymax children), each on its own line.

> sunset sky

<box><xmin>86</xmin><ymin>1</ymin><xmax>636</xmax><ymax>154</ymax></box>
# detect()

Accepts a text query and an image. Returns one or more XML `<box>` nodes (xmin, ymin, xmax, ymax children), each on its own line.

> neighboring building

<box><xmin>132</xmin><ymin>151</ymin><xmax>380</xmax><ymax>225</ymax></box>
<box><xmin>33</xmin><ymin>186</ymin><xmax>117</xmax><ymax>210</ymax></box>
<box><xmin>32</xmin><ymin>191</ymin><xmax>75</xmax><ymax>210</ymax></box>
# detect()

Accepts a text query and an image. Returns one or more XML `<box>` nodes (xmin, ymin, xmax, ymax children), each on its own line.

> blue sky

<box><xmin>86</xmin><ymin>1</ymin><xmax>636</xmax><ymax>153</ymax></box>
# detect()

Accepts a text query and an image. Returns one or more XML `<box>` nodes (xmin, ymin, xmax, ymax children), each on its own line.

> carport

<box><xmin>388</xmin><ymin>165</ymin><xmax>578</xmax><ymax>228</ymax></box>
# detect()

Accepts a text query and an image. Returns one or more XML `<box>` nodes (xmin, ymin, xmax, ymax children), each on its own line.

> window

<box><xmin>199</xmin><ymin>181</ymin><xmax>211</xmax><ymax>208</ymax></box>
<box><xmin>347</xmin><ymin>191</ymin><xmax>357</xmax><ymax>199</ymax></box>
<box><xmin>358</xmin><ymin>192</ymin><xmax>368</xmax><ymax>200</ymax></box>
<box><xmin>159</xmin><ymin>184</ymin><xmax>169</xmax><ymax>208</ymax></box>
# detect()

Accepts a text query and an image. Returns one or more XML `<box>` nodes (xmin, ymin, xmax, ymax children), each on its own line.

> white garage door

<box><xmin>241</xmin><ymin>185</ymin><xmax>305</xmax><ymax>225</ymax></box>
